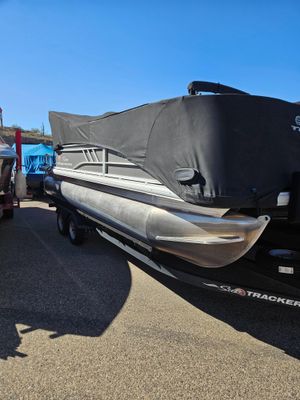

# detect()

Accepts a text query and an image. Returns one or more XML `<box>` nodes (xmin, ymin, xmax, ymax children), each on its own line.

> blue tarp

<box><xmin>12</xmin><ymin>143</ymin><xmax>55</xmax><ymax>175</ymax></box>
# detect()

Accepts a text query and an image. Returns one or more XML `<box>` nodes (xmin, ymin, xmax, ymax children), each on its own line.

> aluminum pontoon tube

<box><xmin>45</xmin><ymin>178</ymin><xmax>270</xmax><ymax>268</ymax></box>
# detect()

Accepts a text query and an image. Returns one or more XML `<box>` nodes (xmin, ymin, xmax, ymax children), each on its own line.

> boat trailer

<box><xmin>49</xmin><ymin>201</ymin><xmax>300</xmax><ymax>310</ymax></box>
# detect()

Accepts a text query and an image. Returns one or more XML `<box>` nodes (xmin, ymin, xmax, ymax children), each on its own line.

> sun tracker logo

<box><xmin>291</xmin><ymin>116</ymin><xmax>300</xmax><ymax>132</ymax></box>
<box><xmin>202</xmin><ymin>282</ymin><xmax>300</xmax><ymax>307</ymax></box>
<box><xmin>202</xmin><ymin>283</ymin><xmax>246</xmax><ymax>296</ymax></box>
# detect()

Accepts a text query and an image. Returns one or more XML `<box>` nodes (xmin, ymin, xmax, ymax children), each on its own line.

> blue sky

<box><xmin>1</xmin><ymin>0</ymin><xmax>299</xmax><ymax>134</ymax></box>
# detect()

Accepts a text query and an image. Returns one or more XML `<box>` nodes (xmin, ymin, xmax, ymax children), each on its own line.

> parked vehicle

<box><xmin>13</xmin><ymin>143</ymin><xmax>55</xmax><ymax>194</ymax></box>
<box><xmin>0</xmin><ymin>137</ymin><xmax>17</xmax><ymax>218</ymax></box>
<box><xmin>45</xmin><ymin>81</ymin><xmax>300</xmax><ymax>308</ymax></box>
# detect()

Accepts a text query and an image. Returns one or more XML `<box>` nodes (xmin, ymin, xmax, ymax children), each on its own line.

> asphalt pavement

<box><xmin>0</xmin><ymin>200</ymin><xmax>299</xmax><ymax>400</ymax></box>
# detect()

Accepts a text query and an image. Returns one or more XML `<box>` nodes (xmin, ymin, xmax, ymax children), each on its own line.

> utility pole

<box><xmin>0</xmin><ymin>107</ymin><xmax>3</xmax><ymax>128</ymax></box>
<box><xmin>41</xmin><ymin>122</ymin><xmax>45</xmax><ymax>136</ymax></box>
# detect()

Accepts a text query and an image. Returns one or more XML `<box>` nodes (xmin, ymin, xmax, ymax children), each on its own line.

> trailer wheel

<box><xmin>57</xmin><ymin>209</ymin><xmax>69</xmax><ymax>235</ymax></box>
<box><xmin>68</xmin><ymin>216</ymin><xmax>84</xmax><ymax>245</ymax></box>
<box><xmin>3</xmin><ymin>209</ymin><xmax>14</xmax><ymax>219</ymax></box>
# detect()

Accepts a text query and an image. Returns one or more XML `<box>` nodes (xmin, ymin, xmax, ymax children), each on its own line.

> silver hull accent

<box><xmin>45</xmin><ymin>177</ymin><xmax>270</xmax><ymax>268</ymax></box>
<box><xmin>53</xmin><ymin>166</ymin><xmax>230</xmax><ymax>218</ymax></box>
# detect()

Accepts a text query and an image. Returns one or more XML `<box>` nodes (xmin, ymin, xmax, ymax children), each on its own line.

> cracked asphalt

<box><xmin>0</xmin><ymin>200</ymin><xmax>300</xmax><ymax>399</ymax></box>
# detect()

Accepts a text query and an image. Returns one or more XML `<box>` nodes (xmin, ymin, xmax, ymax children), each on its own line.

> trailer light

<box><xmin>278</xmin><ymin>266</ymin><xmax>294</xmax><ymax>275</ymax></box>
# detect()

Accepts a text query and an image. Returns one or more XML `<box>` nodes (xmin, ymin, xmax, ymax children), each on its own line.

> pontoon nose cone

<box><xmin>148</xmin><ymin>211</ymin><xmax>271</xmax><ymax>268</ymax></box>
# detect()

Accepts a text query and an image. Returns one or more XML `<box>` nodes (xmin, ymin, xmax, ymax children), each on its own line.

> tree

<box><xmin>11</xmin><ymin>124</ymin><xmax>23</xmax><ymax>130</ymax></box>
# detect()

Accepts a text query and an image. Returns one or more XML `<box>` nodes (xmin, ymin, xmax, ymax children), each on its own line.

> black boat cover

<box><xmin>49</xmin><ymin>94</ymin><xmax>300</xmax><ymax>208</ymax></box>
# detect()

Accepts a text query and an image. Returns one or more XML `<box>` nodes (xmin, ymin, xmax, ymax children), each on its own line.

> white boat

<box><xmin>0</xmin><ymin>138</ymin><xmax>17</xmax><ymax>218</ymax></box>
<box><xmin>44</xmin><ymin>81</ymin><xmax>300</xmax><ymax>269</ymax></box>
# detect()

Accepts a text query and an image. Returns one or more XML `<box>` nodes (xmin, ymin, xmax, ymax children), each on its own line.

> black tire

<box><xmin>68</xmin><ymin>216</ymin><xmax>85</xmax><ymax>245</ymax></box>
<box><xmin>57</xmin><ymin>209</ymin><xmax>69</xmax><ymax>236</ymax></box>
<box><xmin>3</xmin><ymin>208</ymin><xmax>14</xmax><ymax>219</ymax></box>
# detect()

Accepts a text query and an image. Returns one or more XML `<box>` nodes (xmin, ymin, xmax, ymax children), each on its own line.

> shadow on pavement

<box><xmin>0</xmin><ymin>206</ymin><xmax>131</xmax><ymax>360</ymax></box>
<box><xmin>1</xmin><ymin>203</ymin><xmax>299</xmax><ymax>361</ymax></box>
<box><xmin>130</xmin><ymin>257</ymin><xmax>300</xmax><ymax>360</ymax></box>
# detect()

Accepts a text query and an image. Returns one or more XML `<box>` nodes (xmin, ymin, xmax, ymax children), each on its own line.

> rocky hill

<box><xmin>0</xmin><ymin>126</ymin><xmax>52</xmax><ymax>146</ymax></box>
